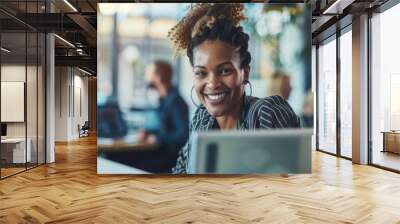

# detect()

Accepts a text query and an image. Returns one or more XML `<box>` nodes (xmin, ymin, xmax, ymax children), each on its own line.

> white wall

<box><xmin>1</xmin><ymin>65</ymin><xmax>32</xmax><ymax>137</ymax></box>
<box><xmin>55</xmin><ymin>67</ymin><xmax>89</xmax><ymax>141</ymax></box>
<box><xmin>72</xmin><ymin>73</ymin><xmax>89</xmax><ymax>138</ymax></box>
<box><xmin>55</xmin><ymin>67</ymin><xmax>69</xmax><ymax>141</ymax></box>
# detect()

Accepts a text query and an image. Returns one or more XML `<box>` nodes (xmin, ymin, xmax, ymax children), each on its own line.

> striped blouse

<box><xmin>172</xmin><ymin>95</ymin><xmax>300</xmax><ymax>174</ymax></box>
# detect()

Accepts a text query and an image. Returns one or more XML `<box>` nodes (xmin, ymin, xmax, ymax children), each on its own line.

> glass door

<box><xmin>317</xmin><ymin>36</ymin><xmax>337</xmax><ymax>155</ymax></box>
<box><xmin>339</xmin><ymin>28</ymin><xmax>352</xmax><ymax>158</ymax></box>
<box><xmin>1</xmin><ymin>30</ymin><xmax>28</xmax><ymax>178</ymax></box>
<box><xmin>0</xmin><ymin>0</ymin><xmax>47</xmax><ymax>179</ymax></box>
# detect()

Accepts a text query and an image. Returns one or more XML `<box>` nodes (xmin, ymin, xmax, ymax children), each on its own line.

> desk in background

<box><xmin>97</xmin><ymin>137</ymin><xmax>168</xmax><ymax>173</ymax></box>
<box><xmin>98</xmin><ymin>135</ymin><xmax>158</xmax><ymax>153</ymax></box>
<box><xmin>1</xmin><ymin>138</ymin><xmax>32</xmax><ymax>164</ymax></box>
<box><xmin>99</xmin><ymin>141</ymin><xmax>158</xmax><ymax>152</ymax></box>
<box><xmin>381</xmin><ymin>131</ymin><xmax>400</xmax><ymax>154</ymax></box>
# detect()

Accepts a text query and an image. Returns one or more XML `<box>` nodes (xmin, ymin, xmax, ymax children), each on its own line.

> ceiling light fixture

<box><xmin>76</xmin><ymin>48</ymin><xmax>85</xmax><ymax>55</ymax></box>
<box><xmin>322</xmin><ymin>0</ymin><xmax>342</xmax><ymax>14</ymax></box>
<box><xmin>63</xmin><ymin>0</ymin><xmax>78</xmax><ymax>12</ymax></box>
<box><xmin>1</xmin><ymin>47</ymin><xmax>11</xmax><ymax>53</ymax></box>
<box><xmin>322</xmin><ymin>0</ymin><xmax>354</xmax><ymax>15</ymax></box>
<box><xmin>78</xmin><ymin>67</ymin><xmax>92</xmax><ymax>76</ymax></box>
<box><xmin>54</xmin><ymin>34</ymin><xmax>75</xmax><ymax>48</ymax></box>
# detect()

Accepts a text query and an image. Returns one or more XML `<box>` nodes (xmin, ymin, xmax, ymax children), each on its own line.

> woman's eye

<box><xmin>220</xmin><ymin>68</ymin><xmax>232</xmax><ymax>75</ymax></box>
<box><xmin>194</xmin><ymin>71</ymin><xmax>206</xmax><ymax>77</ymax></box>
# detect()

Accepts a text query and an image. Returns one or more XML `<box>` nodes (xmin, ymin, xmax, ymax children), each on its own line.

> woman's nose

<box><xmin>206</xmin><ymin>73</ymin><xmax>221</xmax><ymax>88</ymax></box>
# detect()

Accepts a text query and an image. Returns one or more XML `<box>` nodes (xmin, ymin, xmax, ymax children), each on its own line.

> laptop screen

<box><xmin>97</xmin><ymin>103</ymin><xmax>128</xmax><ymax>138</ymax></box>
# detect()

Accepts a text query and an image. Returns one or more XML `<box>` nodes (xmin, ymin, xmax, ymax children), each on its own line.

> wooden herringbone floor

<box><xmin>1</xmin><ymin>135</ymin><xmax>400</xmax><ymax>224</ymax></box>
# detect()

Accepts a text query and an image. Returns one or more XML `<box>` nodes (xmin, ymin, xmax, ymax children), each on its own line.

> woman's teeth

<box><xmin>205</xmin><ymin>92</ymin><xmax>227</xmax><ymax>103</ymax></box>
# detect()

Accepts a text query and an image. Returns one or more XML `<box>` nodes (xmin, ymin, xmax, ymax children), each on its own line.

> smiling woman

<box><xmin>193</xmin><ymin>40</ymin><xmax>247</xmax><ymax>126</ymax></box>
<box><xmin>168</xmin><ymin>3</ymin><xmax>301</xmax><ymax>174</ymax></box>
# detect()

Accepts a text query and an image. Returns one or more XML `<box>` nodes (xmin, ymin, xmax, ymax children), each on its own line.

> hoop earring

<box><xmin>244</xmin><ymin>80</ymin><xmax>253</xmax><ymax>97</ymax></box>
<box><xmin>190</xmin><ymin>86</ymin><xmax>201</xmax><ymax>107</ymax></box>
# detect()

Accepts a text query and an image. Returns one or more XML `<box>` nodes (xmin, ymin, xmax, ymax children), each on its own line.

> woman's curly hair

<box><xmin>168</xmin><ymin>3</ymin><xmax>251</xmax><ymax>68</ymax></box>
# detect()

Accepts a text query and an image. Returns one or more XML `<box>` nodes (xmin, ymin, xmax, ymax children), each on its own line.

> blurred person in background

<box><xmin>267</xmin><ymin>71</ymin><xmax>292</xmax><ymax>101</ymax></box>
<box><xmin>168</xmin><ymin>3</ymin><xmax>300</xmax><ymax>174</ymax></box>
<box><xmin>133</xmin><ymin>60</ymin><xmax>189</xmax><ymax>172</ymax></box>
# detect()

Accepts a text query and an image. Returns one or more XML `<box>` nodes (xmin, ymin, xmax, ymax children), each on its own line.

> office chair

<box><xmin>79</xmin><ymin>121</ymin><xmax>90</xmax><ymax>138</ymax></box>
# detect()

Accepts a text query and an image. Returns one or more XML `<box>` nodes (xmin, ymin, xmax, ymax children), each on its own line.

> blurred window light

<box><xmin>267</xmin><ymin>11</ymin><xmax>283</xmax><ymax>35</ymax></box>
<box><xmin>256</xmin><ymin>15</ymin><xmax>269</xmax><ymax>37</ymax></box>
<box><xmin>99</xmin><ymin>3</ymin><xmax>147</xmax><ymax>16</ymax></box>
<box><xmin>149</xmin><ymin>4</ymin><xmax>179</xmax><ymax>19</ymax></box>
<box><xmin>99</xmin><ymin>3</ymin><xmax>189</xmax><ymax>19</ymax></box>
<box><xmin>260</xmin><ymin>11</ymin><xmax>283</xmax><ymax>37</ymax></box>
<box><xmin>279</xmin><ymin>24</ymin><xmax>303</xmax><ymax>65</ymax></box>
<box><xmin>98</xmin><ymin>3</ymin><xmax>116</xmax><ymax>15</ymax></box>
<box><xmin>97</xmin><ymin>16</ymin><xmax>113</xmax><ymax>35</ymax></box>
<box><xmin>281</xmin><ymin>8</ymin><xmax>290</xmax><ymax>23</ymax></box>
<box><xmin>149</xmin><ymin>19</ymin><xmax>177</xmax><ymax>39</ymax></box>
<box><xmin>118</xmin><ymin>17</ymin><xmax>149</xmax><ymax>37</ymax></box>
<box><xmin>122</xmin><ymin>45</ymin><xmax>140</xmax><ymax>63</ymax></box>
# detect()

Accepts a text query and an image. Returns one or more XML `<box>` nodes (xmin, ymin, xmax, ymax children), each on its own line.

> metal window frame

<box><xmin>315</xmin><ymin>21</ymin><xmax>353</xmax><ymax>161</ymax></box>
<box><xmin>367</xmin><ymin>0</ymin><xmax>400</xmax><ymax>173</ymax></box>
<box><xmin>315</xmin><ymin>0</ymin><xmax>400</xmax><ymax>173</ymax></box>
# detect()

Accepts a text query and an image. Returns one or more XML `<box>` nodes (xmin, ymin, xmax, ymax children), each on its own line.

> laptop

<box><xmin>188</xmin><ymin>129</ymin><xmax>313</xmax><ymax>174</ymax></box>
<box><xmin>97</xmin><ymin>103</ymin><xmax>128</xmax><ymax>139</ymax></box>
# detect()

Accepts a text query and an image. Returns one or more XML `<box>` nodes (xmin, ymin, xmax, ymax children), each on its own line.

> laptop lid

<box><xmin>188</xmin><ymin>129</ymin><xmax>313</xmax><ymax>174</ymax></box>
<box><xmin>97</xmin><ymin>103</ymin><xmax>128</xmax><ymax>138</ymax></box>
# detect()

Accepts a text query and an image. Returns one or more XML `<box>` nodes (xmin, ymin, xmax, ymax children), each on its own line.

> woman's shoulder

<box><xmin>252</xmin><ymin>95</ymin><xmax>289</xmax><ymax>107</ymax></box>
<box><xmin>246</xmin><ymin>95</ymin><xmax>300</xmax><ymax>128</ymax></box>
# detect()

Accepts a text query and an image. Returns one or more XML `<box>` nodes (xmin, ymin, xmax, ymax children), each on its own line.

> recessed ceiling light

<box><xmin>78</xmin><ymin>67</ymin><xmax>92</xmax><ymax>76</ymax></box>
<box><xmin>54</xmin><ymin>34</ymin><xmax>75</xmax><ymax>48</ymax></box>
<box><xmin>322</xmin><ymin>0</ymin><xmax>353</xmax><ymax>15</ymax></box>
<box><xmin>63</xmin><ymin>0</ymin><xmax>78</xmax><ymax>12</ymax></box>
<box><xmin>1</xmin><ymin>47</ymin><xmax>11</xmax><ymax>53</ymax></box>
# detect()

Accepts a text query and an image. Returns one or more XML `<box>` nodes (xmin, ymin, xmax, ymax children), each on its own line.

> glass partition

<box><xmin>38</xmin><ymin>32</ymin><xmax>45</xmax><ymax>165</ymax></box>
<box><xmin>0</xmin><ymin>1</ymin><xmax>46</xmax><ymax>179</ymax></box>
<box><xmin>1</xmin><ymin>30</ymin><xmax>28</xmax><ymax>177</ymax></box>
<box><xmin>317</xmin><ymin>37</ymin><xmax>337</xmax><ymax>154</ymax></box>
<box><xmin>339</xmin><ymin>29</ymin><xmax>352</xmax><ymax>158</ymax></box>
<box><xmin>27</xmin><ymin>30</ymin><xmax>38</xmax><ymax>169</ymax></box>
<box><xmin>371</xmin><ymin>4</ymin><xmax>400</xmax><ymax>171</ymax></box>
